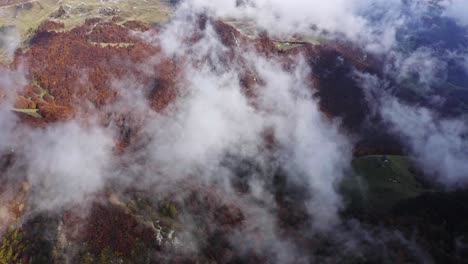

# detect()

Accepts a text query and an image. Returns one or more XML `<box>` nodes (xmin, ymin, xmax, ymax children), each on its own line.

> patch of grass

<box><xmin>12</xmin><ymin>108</ymin><xmax>42</xmax><ymax>118</ymax></box>
<box><xmin>89</xmin><ymin>42</ymin><xmax>135</xmax><ymax>48</ymax></box>
<box><xmin>274</xmin><ymin>42</ymin><xmax>303</xmax><ymax>51</ymax></box>
<box><xmin>342</xmin><ymin>155</ymin><xmax>429</xmax><ymax>213</ymax></box>
<box><xmin>160</xmin><ymin>203</ymin><xmax>178</xmax><ymax>219</ymax></box>
<box><xmin>223</xmin><ymin>19</ymin><xmax>258</xmax><ymax>38</ymax></box>
<box><xmin>32</xmin><ymin>81</ymin><xmax>55</xmax><ymax>102</ymax></box>
<box><xmin>273</xmin><ymin>37</ymin><xmax>321</xmax><ymax>51</ymax></box>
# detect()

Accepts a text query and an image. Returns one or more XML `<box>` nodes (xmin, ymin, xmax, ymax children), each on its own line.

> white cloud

<box><xmin>0</xmin><ymin>0</ymin><xmax>465</xmax><ymax>259</ymax></box>
<box><xmin>463</xmin><ymin>54</ymin><xmax>468</xmax><ymax>74</ymax></box>
<box><xmin>252</xmin><ymin>57</ymin><xmax>351</xmax><ymax>230</ymax></box>
<box><xmin>179</xmin><ymin>0</ymin><xmax>432</xmax><ymax>53</ymax></box>
<box><xmin>0</xmin><ymin>66</ymin><xmax>26</xmax><ymax>152</ymax></box>
<box><xmin>443</xmin><ymin>0</ymin><xmax>468</xmax><ymax>27</ymax></box>
<box><xmin>0</xmin><ymin>26</ymin><xmax>20</xmax><ymax>61</ymax></box>
<box><xmin>25</xmin><ymin>121</ymin><xmax>114</xmax><ymax>210</ymax></box>
<box><xmin>395</xmin><ymin>48</ymin><xmax>447</xmax><ymax>90</ymax></box>
<box><xmin>136</xmin><ymin>8</ymin><xmax>354</xmax><ymax>233</ymax></box>
<box><xmin>382</xmin><ymin>98</ymin><xmax>468</xmax><ymax>187</ymax></box>
<box><xmin>358</xmin><ymin>69</ymin><xmax>468</xmax><ymax>188</ymax></box>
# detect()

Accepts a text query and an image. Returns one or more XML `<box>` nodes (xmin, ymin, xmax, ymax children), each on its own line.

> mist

<box><xmin>382</xmin><ymin>99</ymin><xmax>468</xmax><ymax>187</ymax></box>
<box><xmin>136</xmin><ymin>8</ymin><xmax>353</xmax><ymax>234</ymax></box>
<box><xmin>25</xmin><ymin>121</ymin><xmax>114</xmax><ymax>211</ymax></box>
<box><xmin>0</xmin><ymin>0</ymin><xmax>467</xmax><ymax>262</ymax></box>
<box><xmin>0</xmin><ymin>26</ymin><xmax>20</xmax><ymax>61</ymax></box>
<box><xmin>443</xmin><ymin>0</ymin><xmax>468</xmax><ymax>27</ymax></box>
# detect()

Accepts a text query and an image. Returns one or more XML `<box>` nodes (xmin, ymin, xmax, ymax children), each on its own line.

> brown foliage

<box><xmin>7</xmin><ymin>17</ymin><xmax>388</xmax><ymax>154</ymax></box>
<box><xmin>10</xmin><ymin>19</ymin><xmax>180</xmax><ymax>135</ymax></box>
<box><xmin>14</xmin><ymin>96</ymin><xmax>30</xmax><ymax>109</ymax></box>
<box><xmin>123</xmin><ymin>20</ymin><xmax>151</xmax><ymax>32</ymax></box>
<box><xmin>82</xmin><ymin>203</ymin><xmax>156</xmax><ymax>256</ymax></box>
<box><xmin>37</xmin><ymin>103</ymin><xmax>72</xmax><ymax>122</ymax></box>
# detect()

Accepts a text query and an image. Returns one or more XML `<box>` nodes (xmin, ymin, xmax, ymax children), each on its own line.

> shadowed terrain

<box><xmin>1</xmin><ymin>1</ymin><xmax>468</xmax><ymax>263</ymax></box>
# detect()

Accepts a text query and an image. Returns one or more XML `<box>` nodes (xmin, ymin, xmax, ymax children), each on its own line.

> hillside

<box><xmin>1</xmin><ymin>1</ymin><xmax>468</xmax><ymax>263</ymax></box>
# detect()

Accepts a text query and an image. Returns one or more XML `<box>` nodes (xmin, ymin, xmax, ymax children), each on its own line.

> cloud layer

<box><xmin>0</xmin><ymin>0</ymin><xmax>467</xmax><ymax>262</ymax></box>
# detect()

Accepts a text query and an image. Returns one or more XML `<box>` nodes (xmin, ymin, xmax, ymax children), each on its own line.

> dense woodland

<box><xmin>1</xmin><ymin>15</ymin><xmax>464</xmax><ymax>263</ymax></box>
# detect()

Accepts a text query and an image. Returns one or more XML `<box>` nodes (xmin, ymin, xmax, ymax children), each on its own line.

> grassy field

<box><xmin>342</xmin><ymin>155</ymin><xmax>430</xmax><ymax>213</ymax></box>
<box><xmin>12</xmin><ymin>108</ymin><xmax>41</xmax><ymax>118</ymax></box>
<box><xmin>0</xmin><ymin>0</ymin><xmax>172</xmax><ymax>31</ymax></box>
<box><xmin>0</xmin><ymin>0</ymin><xmax>173</xmax><ymax>61</ymax></box>
<box><xmin>274</xmin><ymin>42</ymin><xmax>304</xmax><ymax>51</ymax></box>
<box><xmin>90</xmin><ymin>42</ymin><xmax>135</xmax><ymax>48</ymax></box>
<box><xmin>0</xmin><ymin>1</ymin><xmax>327</xmax><ymax>60</ymax></box>
<box><xmin>273</xmin><ymin>39</ymin><xmax>320</xmax><ymax>51</ymax></box>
